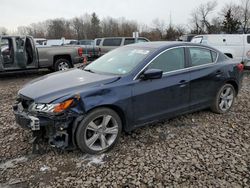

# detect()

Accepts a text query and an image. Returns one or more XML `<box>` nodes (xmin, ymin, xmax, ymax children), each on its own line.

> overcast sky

<box><xmin>1</xmin><ymin>0</ymin><xmax>236</xmax><ymax>31</ymax></box>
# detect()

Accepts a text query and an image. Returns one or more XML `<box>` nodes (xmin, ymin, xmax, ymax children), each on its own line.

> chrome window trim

<box><xmin>133</xmin><ymin>45</ymin><xmax>219</xmax><ymax>80</ymax></box>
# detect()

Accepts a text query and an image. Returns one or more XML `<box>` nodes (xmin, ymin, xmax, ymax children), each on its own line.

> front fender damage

<box><xmin>30</xmin><ymin>110</ymin><xmax>84</xmax><ymax>154</ymax></box>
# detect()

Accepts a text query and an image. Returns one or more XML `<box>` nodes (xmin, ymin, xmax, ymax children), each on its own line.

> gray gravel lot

<box><xmin>0</xmin><ymin>70</ymin><xmax>249</xmax><ymax>187</ymax></box>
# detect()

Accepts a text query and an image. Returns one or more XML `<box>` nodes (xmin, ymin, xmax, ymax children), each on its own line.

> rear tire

<box><xmin>54</xmin><ymin>59</ymin><xmax>72</xmax><ymax>71</ymax></box>
<box><xmin>76</xmin><ymin>108</ymin><xmax>122</xmax><ymax>154</ymax></box>
<box><xmin>211</xmin><ymin>84</ymin><xmax>236</xmax><ymax>114</ymax></box>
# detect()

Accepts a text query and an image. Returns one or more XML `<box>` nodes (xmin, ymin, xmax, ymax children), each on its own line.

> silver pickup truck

<box><xmin>0</xmin><ymin>35</ymin><xmax>84</xmax><ymax>73</ymax></box>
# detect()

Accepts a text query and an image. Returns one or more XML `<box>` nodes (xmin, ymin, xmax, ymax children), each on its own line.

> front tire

<box><xmin>211</xmin><ymin>84</ymin><xmax>236</xmax><ymax>114</ymax></box>
<box><xmin>76</xmin><ymin>108</ymin><xmax>122</xmax><ymax>154</ymax></box>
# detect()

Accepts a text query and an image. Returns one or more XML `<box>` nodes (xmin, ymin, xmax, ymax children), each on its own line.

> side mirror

<box><xmin>141</xmin><ymin>69</ymin><xmax>163</xmax><ymax>80</ymax></box>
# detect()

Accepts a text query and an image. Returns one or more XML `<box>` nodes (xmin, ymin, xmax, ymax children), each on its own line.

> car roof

<box><xmin>129</xmin><ymin>41</ymin><xmax>213</xmax><ymax>50</ymax></box>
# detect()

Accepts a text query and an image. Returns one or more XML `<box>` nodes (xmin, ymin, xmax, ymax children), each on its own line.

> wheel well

<box><xmin>53</xmin><ymin>55</ymin><xmax>72</xmax><ymax>67</ymax></box>
<box><xmin>224</xmin><ymin>53</ymin><xmax>233</xmax><ymax>58</ymax></box>
<box><xmin>87</xmin><ymin>105</ymin><xmax>127</xmax><ymax>130</ymax></box>
<box><xmin>226</xmin><ymin>80</ymin><xmax>239</xmax><ymax>95</ymax></box>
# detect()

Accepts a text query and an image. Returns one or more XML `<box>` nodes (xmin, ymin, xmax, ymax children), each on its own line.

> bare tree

<box><xmin>71</xmin><ymin>17</ymin><xmax>85</xmax><ymax>39</ymax></box>
<box><xmin>190</xmin><ymin>12</ymin><xmax>203</xmax><ymax>34</ymax></box>
<box><xmin>151</xmin><ymin>18</ymin><xmax>166</xmax><ymax>39</ymax></box>
<box><xmin>17</xmin><ymin>26</ymin><xmax>31</xmax><ymax>35</ymax></box>
<box><xmin>241</xmin><ymin>0</ymin><xmax>250</xmax><ymax>33</ymax></box>
<box><xmin>190</xmin><ymin>1</ymin><xmax>218</xmax><ymax>34</ymax></box>
<box><xmin>175</xmin><ymin>25</ymin><xmax>187</xmax><ymax>36</ymax></box>
<box><xmin>46</xmin><ymin>18</ymin><xmax>74</xmax><ymax>39</ymax></box>
<box><xmin>90</xmin><ymin>12</ymin><xmax>101</xmax><ymax>39</ymax></box>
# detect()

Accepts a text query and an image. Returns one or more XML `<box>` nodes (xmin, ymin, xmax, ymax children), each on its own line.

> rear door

<box><xmin>25</xmin><ymin>36</ymin><xmax>38</xmax><ymax>68</ymax></box>
<box><xmin>188</xmin><ymin>46</ymin><xmax>225</xmax><ymax>109</ymax></box>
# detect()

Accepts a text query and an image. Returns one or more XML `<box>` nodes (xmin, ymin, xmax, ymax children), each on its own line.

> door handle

<box><xmin>179</xmin><ymin>80</ymin><xmax>187</xmax><ymax>84</ymax></box>
<box><xmin>179</xmin><ymin>80</ymin><xmax>188</xmax><ymax>87</ymax></box>
<box><xmin>215</xmin><ymin>70</ymin><xmax>223</xmax><ymax>77</ymax></box>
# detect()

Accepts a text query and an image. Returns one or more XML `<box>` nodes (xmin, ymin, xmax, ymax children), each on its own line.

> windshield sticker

<box><xmin>129</xmin><ymin>49</ymin><xmax>150</xmax><ymax>56</ymax></box>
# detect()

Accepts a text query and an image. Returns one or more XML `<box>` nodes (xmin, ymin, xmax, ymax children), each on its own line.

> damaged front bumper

<box><xmin>13</xmin><ymin>97</ymin><xmax>83</xmax><ymax>152</ymax></box>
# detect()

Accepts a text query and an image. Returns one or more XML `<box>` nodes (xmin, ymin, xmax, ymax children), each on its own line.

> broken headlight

<box><xmin>30</xmin><ymin>99</ymin><xmax>74</xmax><ymax>113</ymax></box>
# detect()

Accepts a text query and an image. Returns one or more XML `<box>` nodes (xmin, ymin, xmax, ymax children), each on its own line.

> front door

<box><xmin>132</xmin><ymin>47</ymin><xmax>190</xmax><ymax>126</ymax></box>
<box><xmin>15</xmin><ymin>36</ymin><xmax>27</xmax><ymax>69</ymax></box>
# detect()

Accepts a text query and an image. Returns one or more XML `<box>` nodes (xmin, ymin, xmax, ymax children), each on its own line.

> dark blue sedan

<box><xmin>13</xmin><ymin>42</ymin><xmax>244</xmax><ymax>154</ymax></box>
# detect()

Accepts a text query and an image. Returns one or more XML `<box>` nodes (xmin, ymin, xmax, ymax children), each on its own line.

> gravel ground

<box><xmin>0</xmin><ymin>70</ymin><xmax>249</xmax><ymax>188</ymax></box>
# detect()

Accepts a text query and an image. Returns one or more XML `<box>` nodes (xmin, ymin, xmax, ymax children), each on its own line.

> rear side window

<box><xmin>189</xmin><ymin>47</ymin><xmax>216</xmax><ymax>66</ymax></box>
<box><xmin>103</xmin><ymin>38</ymin><xmax>122</xmax><ymax>46</ymax></box>
<box><xmin>211</xmin><ymin>51</ymin><xmax>218</xmax><ymax>62</ymax></box>
<box><xmin>247</xmin><ymin>35</ymin><xmax>250</xmax><ymax>44</ymax></box>
<box><xmin>148</xmin><ymin>48</ymin><xmax>185</xmax><ymax>73</ymax></box>
<box><xmin>124</xmin><ymin>38</ymin><xmax>135</xmax><ymax>45</ymax></box>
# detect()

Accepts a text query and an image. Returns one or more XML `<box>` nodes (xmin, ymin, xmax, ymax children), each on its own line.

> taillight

<box><xmin>237</xmin><ymin>63</ymin><xmax>244</xmax><ymax>72</ymax></box>
<box><xmin>78</xmin><ymin>48</ymin><xmax>83</xmax><ymax>56</ymax></box>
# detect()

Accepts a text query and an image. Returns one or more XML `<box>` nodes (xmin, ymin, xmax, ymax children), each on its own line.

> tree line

<box><xmin>0</xmin><ymin>0</ymin><xmax>249</xmax><ymax>41</ymax></box>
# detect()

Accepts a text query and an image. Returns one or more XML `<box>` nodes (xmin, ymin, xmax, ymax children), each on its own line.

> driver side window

<box><xmin>148</xmin><ymin>47</ymin><xmax>185</xmax><ymax>73</ymax></box>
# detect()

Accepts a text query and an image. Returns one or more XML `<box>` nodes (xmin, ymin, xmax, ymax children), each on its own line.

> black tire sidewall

<box><xmin>54</xmin><ymin>59</ymin><xmax>71</xmax><ymax>71</ymax></box>
<box><xmin>76</xmin><ymin>108</ymin><xmax>122</xmax><ymax>154</ymax></box>
<box><xmin>212</xmin><ymin>84</ymin><xmax>236</xmax><ymax>114</ymax></box>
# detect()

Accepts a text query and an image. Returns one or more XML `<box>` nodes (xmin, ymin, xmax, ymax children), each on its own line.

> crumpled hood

<box><xmin>19</xmin><ymin>68</ymin><xmax>119</xmax><ymax>103</ymax></box>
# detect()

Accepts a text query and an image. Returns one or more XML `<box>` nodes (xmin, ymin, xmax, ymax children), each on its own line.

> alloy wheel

<box><xmin>219</xmin><ymin>86</ymin><xmax>234</xmax><ymax>111</ymax></box>
<box><xmin>84</xmin><ymin>115</ymin><xmax>119</xmax><ymax>151</ymax></box>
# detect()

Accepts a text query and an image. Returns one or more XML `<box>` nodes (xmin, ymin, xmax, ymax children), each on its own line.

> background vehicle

<box><xmin>0</xmin><ymin>35</ymin><xmax>84</xmax><ymax>72</ymax></box>
<box><xmin>191</xmin><ymin>34</ymin><xmax>250</xmax><ymax>69</ymax></box>
<box><xmin>34</xmin><ymin>38</ymin><xmax>47</xmax><ymax>46</ymax></box>
<box><xmin>76</xmin><ymin>39</ymin><xmax>100</xmax><ymax>60</ymax></box>
<box><xmin>13</xmin><ymin>42</ymin><xmax>244</xmax><ymax>154</ymax></box>
<box><xmin>98</xmin><ymin>37</ymin><xmax>150</xmax><ymax>55</ymax></box>
<box><xmin>94</xmin><ymin>38</ymin><xmax>102</xmax><ymax>46</ymax></box>
<box><xmin>177</xmin><ymin>34</ymin><xmax>196</xmax><ymax>42</ymax></box>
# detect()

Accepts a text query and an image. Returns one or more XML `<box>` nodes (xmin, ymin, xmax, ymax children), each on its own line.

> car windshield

<box><xmin>84</xmin><ymin>47</ymin><xmax>152</xmax><ymax>75</ymax></box>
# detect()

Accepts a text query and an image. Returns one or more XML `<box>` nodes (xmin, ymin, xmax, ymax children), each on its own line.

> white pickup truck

<box><xmin>191</xmin><ymin>34</ymin><xmax>250</xmax><ymax>69</ymax></box>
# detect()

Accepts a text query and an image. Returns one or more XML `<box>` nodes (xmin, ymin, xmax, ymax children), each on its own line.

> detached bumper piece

<box><xmin>13</xmin><ymin>99</ymin><xmax>77</xmax><ymax>153</ymax></box>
